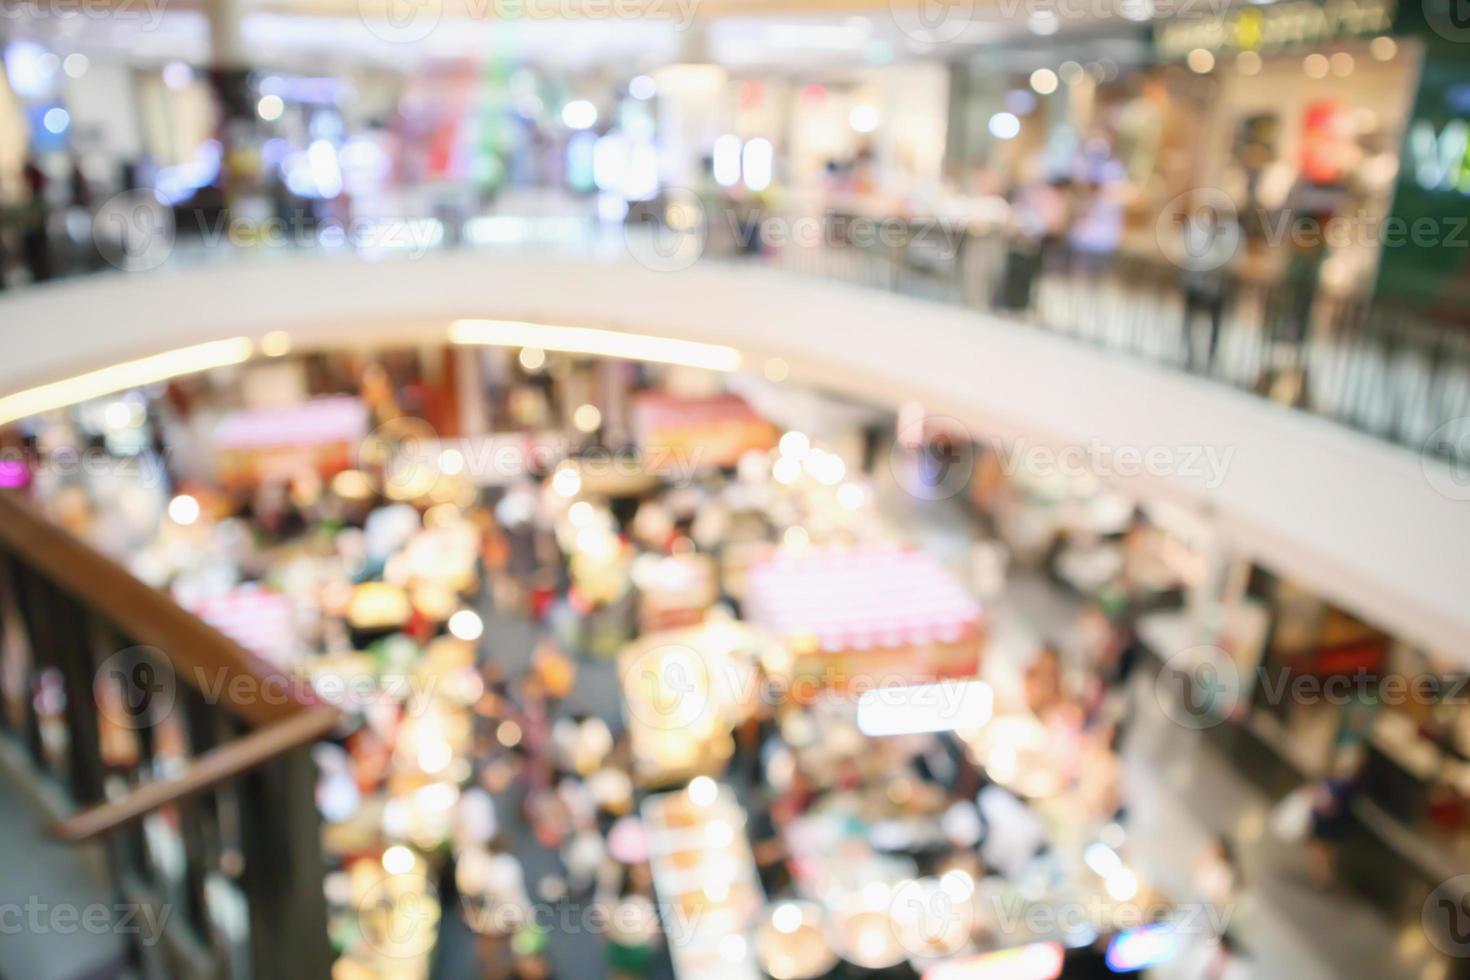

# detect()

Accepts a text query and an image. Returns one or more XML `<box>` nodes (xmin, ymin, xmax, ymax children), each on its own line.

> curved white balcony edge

<box><xmin>4</xmin><ymin>254</ymin><xmax>1468</xmax><ymax>663</ymax></box>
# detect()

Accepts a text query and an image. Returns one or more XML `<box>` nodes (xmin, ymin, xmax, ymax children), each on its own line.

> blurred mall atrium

<box><xmin>1</xmin><ymin>0</ymin><xmax>1469</xmax><ymax>978</ymax></box>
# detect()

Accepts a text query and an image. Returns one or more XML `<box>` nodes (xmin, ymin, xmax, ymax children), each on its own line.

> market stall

<box><xmin>746</xmin><ymin>545</ymin><xmax>984</xmax><ymax>701</ymax></box>
<box><xmin>618</xmin><ymin>621</ymin><xmax>765</xmax><ymax>786</ymax></box>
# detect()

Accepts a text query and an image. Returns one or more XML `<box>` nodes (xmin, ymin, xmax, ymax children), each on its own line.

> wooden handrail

<box><xmin>49</xmin><ymin>705</ymin><xmax>341</xmax><ymax>846</ymax></box>
<box><xmin>0</xmin><ymin>490</ymin><xmax>320</xmax><ymax>728</ymax></box>
<box><xmin>49</xmin><ymin>706</ymin><xmax>340</xmax><ymax>842</ymax></box>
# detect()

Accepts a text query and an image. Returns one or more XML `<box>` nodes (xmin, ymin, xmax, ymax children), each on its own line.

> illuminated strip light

<box><xmin>856</xmin><ymin>680</ymin><xmax>993</xmax><ymax>738</ymax></box>
<box><xmin>0</xmin><ymin>338</ymin><xmax>254</xmax><ymax>426</ymax></box>
<box><xmin>923</xmin><ymin>942</ymin><xmax>1064</xmax><ymax>980</ymax></box>
<box><xmin>450</xmin><ymin>319</ymin><xmax>742</xmax><ymax>372</ymax></box>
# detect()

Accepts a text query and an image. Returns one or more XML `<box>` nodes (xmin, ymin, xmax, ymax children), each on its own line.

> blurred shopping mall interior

<box><xmin>1</xmin><ymin>0</ymin><xmax>1469</xmax><ymax>977</ymax></box>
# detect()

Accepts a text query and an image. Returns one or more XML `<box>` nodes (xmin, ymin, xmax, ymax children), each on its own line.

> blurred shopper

<box><xmin>1179</xmin><ymin>205</ymin><xmax>1239</xmax><ymax>371</ymax></box>
<box><xmin>65</xmin><ymin>156</ymin><xmax>100</xmax><ymax>274</ymax></box>
<box><xmin>1001</xmin><ymin>175</ymin><xmax>1070</xmax><ymax>311</ymax></box>
<box><xmin>1067</xmin><ymin>178</ymin><xmax>1123</xmax><ymax>280</ymax></box>
<box><xmin>1305</xmin><ymin>750</ymin><xmax>1363</xmax><ymax>887</ymax></box>
<box><xmin>1192</xmin><ymin>833</ymin><xmax>1240</xmax><ymax>909</ymax></box>
<box><xmin>605</xmin><ymin>884</ymin><xmax>661</xmax><ymax>979</ymax></box>
<box><xmin>19</xmin><ymin>160</ymin><xmax>54</xmax><ymax>284</ymax></box>
<box><xmin>0</xmin><ymin>192</ymin><xmax>9</xmax><ymax>291</ymax></box>
<box><xmin>1270</xmin><ymin>217</ymin><xmax>1328</xmax><ymax>401</ymax></box>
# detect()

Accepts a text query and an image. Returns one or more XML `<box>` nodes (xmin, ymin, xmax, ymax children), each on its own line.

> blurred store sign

<box><xmin>214</xmin><ymin>396</ymin><xmax>368</xmax><ymax>451</ymax></box>
<box><xmin>1154</xmin><ymin>0</ymin><xmax>1395</xmax><ymax>58</ymax></box>
<box><xmin>855</xmin><ymin>679</ymin><xmax>994</xmax><ymax>737</ymax></box>
<box><xmin>631</xmin><ymin>392</ymin><xmax>777</xmax><ymax>470</ymax></box>
<box><xmin>1377</xmin><ymin>40</ymin><xmax>1470</xmax><ymax>316</ymax></box>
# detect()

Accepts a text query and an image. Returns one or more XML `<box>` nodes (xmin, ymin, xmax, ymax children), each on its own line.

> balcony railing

<box><xmin>6</xmin><ymin>198</ymin><xmax>1469</xmax><ymax>465</ymax></box>
<box><xmin>0</xmin><ymin>489</ymin><xmax>339</xmax><ymax>979</ymax></box>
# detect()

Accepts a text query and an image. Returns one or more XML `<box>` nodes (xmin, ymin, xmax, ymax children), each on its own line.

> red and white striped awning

<box><xmin>745</xmin><ymin>545</ymin><xmax>981</xmax><ymax>652</ymax></box>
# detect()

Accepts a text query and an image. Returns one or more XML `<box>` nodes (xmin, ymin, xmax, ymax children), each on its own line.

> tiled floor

<box><xmin>0</xmin><ymin>746</ymin><xmax>127</xmax><ymax>980</ymax></box>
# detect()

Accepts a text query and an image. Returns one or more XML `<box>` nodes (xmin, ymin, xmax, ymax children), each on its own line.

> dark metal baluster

<box><xmin>13</xmin><ymin>568</ymin><xmax>59</xmax><ymax>769</ymax></box>
<box><xmin>49</xmin><ymin>593</ymin><xmax>107</xmax><ymax>805</ymax></box>
<box><xmin>0</xmin><ymin>551</ymin><xmax>17</xmax><ymax>736</ymax></box>
<box><xmin>116</xmin><ymin>641</ymin><xmax>165</xmax><ymax>886</ymax></box>
<box><xmin>178</xmin><ymin>684</ymin><xmax>228</xmax><ymax>962</ymax></box>
<box><xmin>236</xmin><ymin>729</ymin><xmax>333</xmax><ymax>979</ymax></box>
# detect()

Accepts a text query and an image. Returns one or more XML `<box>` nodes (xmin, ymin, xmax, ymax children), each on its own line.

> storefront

<box><xmin>1153</xmin><ymin>0</ymin><xmax>1419</xmax><ymax>291</ymax></box>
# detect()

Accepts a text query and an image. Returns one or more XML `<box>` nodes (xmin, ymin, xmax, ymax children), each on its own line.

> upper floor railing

<box><xmin>0</xmin><ymin>488</ymin><xmax>338</xmax><ymax>979</ymax></box>
<box><xmin>6</xmin><ymin>193</ymin><xmax>1469</xmax><ymax>466</ymax></box>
